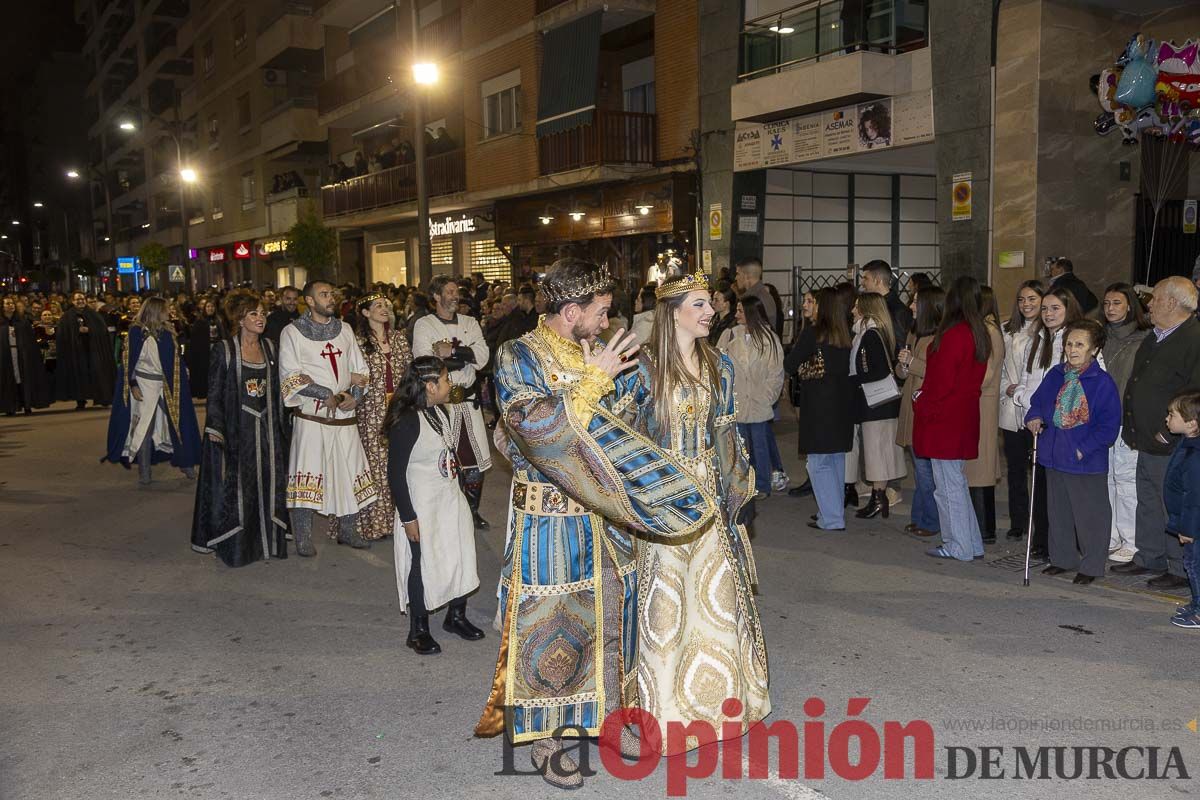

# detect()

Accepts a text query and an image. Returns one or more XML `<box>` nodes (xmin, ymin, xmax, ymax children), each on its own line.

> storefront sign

<box><xmin>952</xmin><ymin>173</ymin><xmax>973</xmax><ymax>221</ymax></box>
<box><xmin>258</xmin><ymin>238</ymin><xmax>289</xmax><ymax>256</ymax></box>
<box><xmin>430</xmin><ymin>216</ymin><xmax>476</xmax><ymax>238</ymax></box>
<box><xmin>1184</xmin><ymin>200</ymin><xmax>1197</xmax><ymax>234</ymax></box>
<box><xmin>733</xmin><ymin>89</ymin><xmax>935</xmax><ymax>172</ymax></box>
<box><xmin>208</xmin><ymin>247</ymin><xmax>227</xmax><ymax>263</ymax></box>
<box><xmin>116</xmin><ymin>256</ymin><xmax>141</xmax><ymax>275</ymax></box>
<box><xmin>997</xmin><ymin>250</ymin><xmax>1025</xmax><ymax>270</ymax></box>
<box><xmin>233</xmin><ymin>241</ymin><xmax>252</xmax><ymax>260</ymax></box>
<box><xmin>709</xmin><ymin>203</ymin><xmax>723</xmax><ymax>241</ymax></box>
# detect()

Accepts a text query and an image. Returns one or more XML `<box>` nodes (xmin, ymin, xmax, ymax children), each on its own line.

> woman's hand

<box><xmin>1026</xmin><ymin>418</ymin><xmax>1044</xmax><ymax>435</ymax></box>
<box><xmin>131</xmin><ymin>385</ymin><xmax>144</xmax><ymax>402</ymax></box>
<box><xmin>1180</xmin><ymin>535</ymin><xmax>1194</xmax><ymax>544</ymax></box>
<box><xmin>1005</xmin><ymin>384</ymin><xmax>1017</xmax><ymax>398</ymax></box>
<box><xmin>350</xmin><ymin>372</ymin><xmax>368</xmax><ymax>388</ymax></box>
<box><xmin>207</xmin><ymin>432</ymin><xmax>224</xmax><ymax>444</ymax></box>
<box><xmin>402</xmin><ymin>520</ymin><xmax>420</xmax><ymax>542</ymax></box>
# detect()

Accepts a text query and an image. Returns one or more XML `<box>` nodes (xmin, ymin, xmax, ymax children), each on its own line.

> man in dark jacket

<box><xmin>1048</xmin><ymin>257</ymin><xmax>1098</xmax><ymax>315</ymax></box>
<box><xmin>1112</xmin><ymin>277</ymin><xmax>1200</xmax><ymax>588</ymax></box>
<box><xmin>495</xmin><ymin>286</ymin><xmax>538</xmax><ymax>349</ymax></box>
<box><xmin>860</xmin><ymin>259</ymin><xmax>912</xmax><ymax>355</ymax></box>
<box><xmin>55</xmin><ymin>291</ymin><xmax>116</xmax><ymax>409</ymax></box>
<box><xmin>264</xmin><ymin>286</ymin><xmax>300</xmax><ymax>343</ymax></box>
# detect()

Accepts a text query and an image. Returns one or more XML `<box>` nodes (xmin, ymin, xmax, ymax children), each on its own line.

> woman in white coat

<box><xmin>386</xmin><ymin>355</ymin><xmax>481</xmax><ymax>656</ymax></box>
<box><xmin>719</xmin><ymin>294</ymin><xmax>784</xmax><ymax>497</ymax></box>
<box><xmin>1010</xmin><ymin>286</ymin><xmax>1083</xmax><ymax>558</ymax></box>
<box><xmin>998</xmin><ymin>280</ymin><xmax>1044</xmax><ymax>541</ymax></box>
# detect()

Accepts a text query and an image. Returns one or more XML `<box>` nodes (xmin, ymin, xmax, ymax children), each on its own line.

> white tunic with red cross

<box><xmin>279</xmin><ymin>318</ymin><xmax>377</xmax><ymax>515</ymax></box>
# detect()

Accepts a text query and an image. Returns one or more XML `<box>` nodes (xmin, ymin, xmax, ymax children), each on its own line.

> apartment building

<box><xmin>317</xmin><ymin>0</ymin><xmax>701</xmax><ymax>291</ymax></box>
<box><xmin>76</xmin><ymin>0</ymin><xmax>327</xmax><ymax>290</ymax></box>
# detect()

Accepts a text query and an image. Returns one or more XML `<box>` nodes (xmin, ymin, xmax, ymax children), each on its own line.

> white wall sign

<box><xmin>430</xmin><ymin>216</ymin><xmax>476</xmax><ymax>238</ymax></box>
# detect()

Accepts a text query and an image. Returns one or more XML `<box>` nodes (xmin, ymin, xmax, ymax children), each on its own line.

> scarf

<box><xmin>1053</xmin><ymin>367</ymin><xmax>1090</xmax><ymax>429</ymax></box>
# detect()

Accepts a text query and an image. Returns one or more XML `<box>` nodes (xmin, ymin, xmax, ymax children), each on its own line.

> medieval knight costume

<box><xmin>476</xmin><ymin>319</ymin><xmax>717</xmax><ymax>747</ymax></box>
<box><xmin>191</xmin><ymin>337</ymin><xmax>291</xmax><ymax>566</ymax></box>
<box><xmin>102</xmin><ymin>324</ymin><xmax>202</xmax><ymax>482</ymax></box>
<box><xmin>279</xmin><ymin>312</ymin><xmax>378</xmax><ymax>554</ymax></box>
<box><xmin>411</xmin><ymin>310</ymin><xmax>492</xmax><ymax>527</ymax></box>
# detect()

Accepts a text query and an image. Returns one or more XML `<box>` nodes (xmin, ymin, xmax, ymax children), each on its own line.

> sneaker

<box><xmin>1108</xmin><ymin>547</ymin><xmax>1136</xmax><ymax>564</ymax></box>
<box><xmin>771</xmin><ymin>470</ymin><xmax>790</xmax><ymax>494</ymax></box>
<box><xmin>1176</xmin><ymin>603</ymin><xmax>1197</xmax><ymax>616</ymax></box>
<box><xmin>1170</xmin><ymin>612</ymin><xmax>1200</xmax><ymax>629</ymax></box>
<box><xmin>885</xmin><ymin>487</ymin><xmax>902</xmax><ymax>507</ymax></box>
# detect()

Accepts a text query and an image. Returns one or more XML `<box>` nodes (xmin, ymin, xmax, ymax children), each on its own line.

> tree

<box><xmin>286</xmin><ymin>203</ymin><xmax>337</xmax><ymax>280</ymax></box>
<box><xmin>137</xmin><ymin>242</ymin><xmax>171</xmax><ymax>290</ymax></box>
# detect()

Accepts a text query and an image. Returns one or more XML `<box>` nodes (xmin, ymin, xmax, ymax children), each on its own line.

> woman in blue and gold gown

<box><xmin>631</xmin><ymin>272</ymin><xmax>770</xmax><ymax>755</ymax></box>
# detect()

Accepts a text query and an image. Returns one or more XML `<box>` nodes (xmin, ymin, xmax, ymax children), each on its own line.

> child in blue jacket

<box><xmin>1165</xmin><ymin>389</ymin><xmax>1200</xmax><ymax>629</ymax></box>
<box><xmin>1025</xmin><ymin>320</ymin><xmax>1120</xmax><ymax>584</ymax></box>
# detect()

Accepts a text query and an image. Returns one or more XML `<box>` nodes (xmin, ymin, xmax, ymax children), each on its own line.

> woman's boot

<box><xmin>844</xmin><ymin>483</ymin><xmax>858</xmax><ymax>509</ymax></box>
<box><xmin>443</xmin><ymin>599</ymin><xmax>485</xmax><ymax>641</ymax></box>
<box><xmin>856</xmin><ymin>489</ymin><xmax>888</xmax><ymax>519</ymax></box>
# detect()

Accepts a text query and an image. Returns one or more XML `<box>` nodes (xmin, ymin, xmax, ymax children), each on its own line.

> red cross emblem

<box><xmin>320</xmin><ymin>342</ymin><xmax>343</xmax><ymax>382</ymax></box>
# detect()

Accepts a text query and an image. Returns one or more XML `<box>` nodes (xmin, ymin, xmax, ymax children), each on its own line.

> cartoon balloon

<box><xmin>1115</xmin><ymin>34</ymin><xmax>1159</xmax><ymax>109</ymax></box>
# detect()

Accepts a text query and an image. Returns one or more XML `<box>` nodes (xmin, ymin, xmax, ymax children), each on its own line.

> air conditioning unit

<box><xmin>263</xmin><ymin>69</ymin><xmax>287</xmax><ymax>88</ymax></box>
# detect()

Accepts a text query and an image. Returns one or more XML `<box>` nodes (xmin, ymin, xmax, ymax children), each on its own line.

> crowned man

<box><xmin>475</xmin><ymin>258</ymin><xmax>719</xmax><ymax>789</ymax></box>
<box><xmin>279</xmin><ymin>280</ymin><xmax>378</xmax><ymax>555</ymax></box>
<box><xmin>411</xmin><ymin>275</ymin><xmax>493</xmax><ymax>529</ymax></box>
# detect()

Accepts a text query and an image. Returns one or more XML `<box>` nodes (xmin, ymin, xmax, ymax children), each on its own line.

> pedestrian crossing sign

<box><xmin>169</xmin><ymin>264</ymin><xmax>186</xmax><ymax>283</ymax></box>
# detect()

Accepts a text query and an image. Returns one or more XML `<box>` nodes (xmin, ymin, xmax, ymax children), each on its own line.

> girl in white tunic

<box><xmin>385</xmin><ymin>356</ymin><xmax>482</xmax><ymax>656</ymax></box>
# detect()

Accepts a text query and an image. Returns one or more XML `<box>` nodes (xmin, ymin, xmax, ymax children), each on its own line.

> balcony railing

<box><xmin>535</xmin><ymin>0</ymin><xmax>570</xmax><ymax>13</ymax></box>
<box><xmin>421</xmin><ymin>8</ymin><xmax>460</xmax><ymax>57</ymax></box>
<box><xmin>538</xmin><ymin>110</ymin><xmax>656</xmax><ymax>175</ymax></box>
<box><xmin>739</xmin><ymin>0</ymin><xmax>928</xmax><ymax>81</ymax></box>
<box><xmin>321</xmin><ymin>150</ymin><xmax>465</xmax><ymax>217</ymax></box>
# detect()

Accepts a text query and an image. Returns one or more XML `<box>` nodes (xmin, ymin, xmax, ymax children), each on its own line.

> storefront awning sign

<box><xmin>233</xmin><ymin>241</ymin><xmax>252</xmax><ymax>260</ymax></box>
<box><xmin>208</xmin><ymin>247</ymin><xmax>227</xmax><ymax>263</ymax></box>
<box><xmin>430</xmin><ymin>216</ymin><xmax>476</xmax><ymax>238</ymax></box>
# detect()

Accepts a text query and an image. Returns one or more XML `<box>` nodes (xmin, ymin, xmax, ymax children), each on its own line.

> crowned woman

<box><xmin>632</xmin><ymin>271</ymin><xmax>770</xmax><ymax>754</ymax></box>
<box><xmin>352</xmin><ymin>291</ymin><xmax>412</xmax><ymax>541</ymax></box>
<box><xmin>102</xmin><ymin>296</ymin><xmax>202</xmax><ymax>485</ymax></box>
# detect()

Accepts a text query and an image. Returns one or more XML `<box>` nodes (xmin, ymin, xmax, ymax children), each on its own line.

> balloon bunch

<box><xmin>1092</xmin><ymin>33</ymin><xmax>1200</xmax><ymax>147</ymax></box>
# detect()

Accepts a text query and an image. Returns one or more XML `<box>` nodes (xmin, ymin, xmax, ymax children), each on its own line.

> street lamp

<box><xmin>118</xmin><ymin>111</ymin><xmax>196</xmax><ymax>288</ymax></box>
<box><xmin>65</xmin><ymin>170</ymin><xmax>80</xmax><ymax>179</ymax></box>
<box><xmin>67</xmin><ymin>165</ymin><xmax>115</xmax><ymax>283</ymax></box>
<box><xmin>33</xmin><ymin>201</ymin><xmax>43</xmax><ymax>208</ymax></box>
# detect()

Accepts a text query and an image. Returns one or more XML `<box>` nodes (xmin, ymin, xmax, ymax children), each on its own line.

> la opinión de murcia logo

<box><xmin>494</xmin><ymin>698</ymin><xmax>1192</xmax><ymax>796</ymax></box>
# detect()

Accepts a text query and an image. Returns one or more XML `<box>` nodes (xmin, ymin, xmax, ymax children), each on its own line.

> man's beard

<box><xmin>570</xmin><ymin>321</ymin><xmax>594</xmax><ymax>343</ymax></box>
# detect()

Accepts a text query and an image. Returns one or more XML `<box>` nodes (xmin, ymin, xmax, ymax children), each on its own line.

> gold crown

<box><xmin>357</xmin><ymin>292</ymin><xmax>389</xmax><ymax>309</ymax></box>
<box><xmin>541</xmin><ymin>264</ymin><xmax>614</xmax><ymax>306</ymax></box>
<box><xmin>655</xmin><ymin>271</ymin><xmax>710</xmax><ymax>301</ymax></box>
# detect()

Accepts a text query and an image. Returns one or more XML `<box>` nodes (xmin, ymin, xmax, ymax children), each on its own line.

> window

<box><xmin>241</xmin><ymin>171</ymin><xmax>256</xmax><ymax>208</ymax></box>
<box><xmin>210</xmin><ymin>182</ymin><xmax>223</xmax><ymax>216</ymax></box>
<box><xmin>237</xmin><ymin>94</ymin><xmax>251</xmax><ymax>130</ymax></box>
<box><xmin>481</xmin><ymin>69</ymin><xmax>521</xmax><ymax>139</ymax></box>
<box><xmin>430</xmin><ymin>237</ymin><xmax>453</xmax><ymax>270</ymax></box>
<box><xmin>207</xmin><ymin>113</ymin><xmax>219</xmax><ymax>147</ymax></box>
<box><xmin>232</xmin><ymin>11</ymin><xmax>246</xmax><ymax>52</ymax></box>
<box><xmin>622</xmin><ymin>56</ymin><xmax>656</xmax><ymax>114</ymax></box>
<box><xmin>202</xmin><ymin>39</ymin><xmax>215</xmax><ymax>74</ymax></box>
<box><xmin>468</xmin><ymin>236</ymin><xmax>511</xmax><ymax>283</ymax></box>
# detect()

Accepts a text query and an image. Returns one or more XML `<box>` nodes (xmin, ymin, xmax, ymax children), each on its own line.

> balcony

<box><xmin>739</xmin><ymin>0</ymin><xmax>928</xmax><ymax>82</ymax></box>
<box><xmin>421</xmin><ymin>8</ymin><xmax>461</xmax><ymax>59</ymax></box>
<box><xmin>321</xmin><ymin>150</ymin><xmax>465</xmax><ymax>218</ymax></box>
<box><xmin>258</xmin><ymin>1</ymin><xmax>324</xmax><ymax>71</ymax></box>
<box><xmin>317</xmin><ymin>38</ymin><xmax>396</xmax><ymax>118</ymax></box>
<box><xmin>536</xmin><ymin>0</ymin><xmax>570</xmax><ymax>12</ymax></box>
<box><xmin>259</xmin><ymin>99</ymin><xmax>321</xmax><ymax>154</ymax></box>
<box><xmin>538</xmin><ymin>110</ymin><xmax>656</xmax><ymax>175</ymax></box>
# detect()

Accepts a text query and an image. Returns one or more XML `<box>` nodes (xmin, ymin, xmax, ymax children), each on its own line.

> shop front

<box><xmin>256</xmin><ymin>236</ymin><xmax>307</xmax><ymax>289</ymax></box>
<box><xmin>493</xmin><ymin>173</ymin><xmax>696</xmax><ymax>296</ymax></box>
<box><xmin>364</xmin><ymin>207</ymin><xmax>510</xmax><ymax>288</ymax></box>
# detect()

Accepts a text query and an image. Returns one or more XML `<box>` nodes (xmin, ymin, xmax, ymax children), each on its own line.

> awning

<box><xmin>536</xmin><ymin>11</ymin><xmax>603</xmax><ymax>137</ymax></box>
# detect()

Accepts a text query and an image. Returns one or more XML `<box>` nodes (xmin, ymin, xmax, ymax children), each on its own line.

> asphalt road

<box><xmin>1</xmin><ymin>402</ymin><xmax>1196</xmax><ymax>800</ymax></box>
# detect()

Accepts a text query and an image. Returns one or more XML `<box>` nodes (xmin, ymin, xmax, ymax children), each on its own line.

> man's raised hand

<box><xmin>581</xmin><ymin>328</ymin><xmax>640</xmax><ymax>379</ymax></box>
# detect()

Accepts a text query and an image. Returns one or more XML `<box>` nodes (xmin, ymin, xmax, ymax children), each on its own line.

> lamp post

<box><xmin>117</xmin><ymin>101</ymin><xmax>197</xmax><ymax>290</ymax></box>
<box><xmin>411</xmin><ymin>2</ymin><xmax>438</xmax><ymax>288</ymax></box>
<box><xmin>66</xmin><ymin>165</ymin><xmax>115</xmax><ymax>279</ymax></box>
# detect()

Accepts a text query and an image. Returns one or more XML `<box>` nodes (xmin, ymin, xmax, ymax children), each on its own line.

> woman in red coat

<box><xmin>913</xmin><ymin>275</ymin><xmax>991</xmax><ymax>561</ymax></box>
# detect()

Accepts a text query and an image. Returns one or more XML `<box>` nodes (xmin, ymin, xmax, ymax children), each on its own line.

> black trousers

<box><xmin>1002</xmin><ymin>428</ymin><xmax>1032</xmax><ymax>533</ymax></box>
<box><xmin>407</xmin><ymin>539</ymin><xmax>467</xmax><ymax>621</ymax></box>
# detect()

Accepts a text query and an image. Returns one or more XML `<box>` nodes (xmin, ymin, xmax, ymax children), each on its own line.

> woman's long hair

<box><xmin>933</xmin><ymin>275</ymin><xmax>991</xmax><ymax>363</ymax></box>
<box><xmin>854</xmin><ymin>293</ymin><xmax>895</xmax><ymax>356</ymax></box>
<box><xmin>1104</xmin><ymin>282</ymin><xmax>1151</xmax><ymax>330</ymax></box>
<box><xmin>911</xmin><ymin>286</ymin><xmax>946</xmax><ymax>339</ymax></box>
<box><xmin>382</xmin><ymin>356</ymin><xmax>446</xmax><ymax>434</ymax></box>
<box><xmin>812</xmin><ymin>287</ymin><xmax>851</xmax><ymax>348</ymax></box>
<box><xmin>222</xmin><ymin>290</ymin><xmax>262</xmax><ymax>338</ymax></box>
<box><xmin>648</xmin><ymin>291</ymin><xmax>721</xmax><ymax>438</ymax></box>
<box><xmin>135</xmin><ymin>296</ymin><xmax>170</xmax><ymax>338</ymax></box>
<box><xmin>1004</xmin><ymin>279</ymin><xmax>1045</xmax><ymax>336</ymax></box>
<box><xmin>738</xmin><ymin>294</ymin><xmax>778</xmax><ymax>354</ymax></box>
<box><xmin>356</xmin><ymin>296</ymin><xmax>391</xmax><ymax>355</ymax></box>
<box><xmin>1026</xmin><ymin>286</ymin><xmax>1083</xmax><ymax>372</ymax></box>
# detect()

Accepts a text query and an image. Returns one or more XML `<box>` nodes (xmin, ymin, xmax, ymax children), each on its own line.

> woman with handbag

<box><xmin>849</xmin><ymin>293</ymin><xmax>906</xmax><ymax>518</ymax></box>
<box><xmin>913</xmin><ymin>276</ymin><xmax>991</xmax><ymax>561</ymax></box>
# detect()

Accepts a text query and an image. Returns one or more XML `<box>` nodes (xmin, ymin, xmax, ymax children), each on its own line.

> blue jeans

<box><xmin>931</xmin><ymin>459</ymin><xmax>983</xmax><ymax>561</ymax></box>
<box><xmin>808</xmin><ymin>452</ymin><xmax>847</xmax><ymax>530</ymax></box>
<box><xmin>911</xmin><ymin>454</ymin><xmax>941</xmax><ymax>532</ymax></box>
<box><xmin>1184</xmin><ymin>540</ymin><xmax>1200</xmax><ymax>610</ymax></box>
<box><xmin>738</xmin><ymin>422</ymin><xmax>774</xmax><ymax>494</ymax></box>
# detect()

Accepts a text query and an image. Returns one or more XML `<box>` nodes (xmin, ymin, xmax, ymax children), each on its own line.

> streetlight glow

<box><xmin>66</xmin><ymin>170</ymin><xmax>80</xmax><ymax>179</ymax></box>
<box><xmin>33</xmin><ymin>201</ymin><xmax>43</xmax><ymax>208</ymax></box>
<box><xmin>413</xmin><ymin>62</ymin><xmax>439</xmax><ymax>85</ymax></box>
<box><xmin>119</xmin><ymin>120</ymin><xmax>137</xmax><ymax>131</ymax></box>
<box><xmin>180</xmin><ymin>167</ymin><xmax>198</xmax><ymax>183</ymax></box>
<box><xmin>10</xmin><ymin>220</ymin><xmax>18</xmax><ymax>226</ymax></box>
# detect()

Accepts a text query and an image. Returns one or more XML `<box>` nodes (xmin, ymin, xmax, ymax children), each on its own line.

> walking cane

<box><xmin>1022</xmin><ymin>431</ymin><xmax>1040</xmax><ymax>587</ymax></box>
